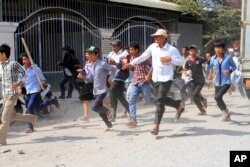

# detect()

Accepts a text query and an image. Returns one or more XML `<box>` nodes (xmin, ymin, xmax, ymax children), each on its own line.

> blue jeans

<box><xmin>128</xmin><ymin>83</ymin><xmax>152</xmax><ymax>121</ymax></box>
<box><xmin>26</xmin><ymin>92</ymin><xmax>56</xmax><ymax>129</ymax></box>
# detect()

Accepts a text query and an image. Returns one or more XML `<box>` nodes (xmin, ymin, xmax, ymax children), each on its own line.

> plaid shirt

<box><xmin>132</xmin><ymin>57</ymin><xmax>152</xmax><ymax>85</ymax></box>
<box><xmin>0</xmin><ymin>60</ymin><xmax>26</xmax><ymax>97</ymax></box>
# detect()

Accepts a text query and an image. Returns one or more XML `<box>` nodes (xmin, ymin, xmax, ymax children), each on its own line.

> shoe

<box><xmin>58</xmin><ymin>96</ymin><xmax>65</xmax><ymax>100</ymax></box>
<box><xmin>197</xmin><ymin>112</ymin><xmax>207</xmax><ymax>116</ymax></box>
<box><xmin>203</xmin><ymin>98</ymin><xmax>208</xmax><ymax>108</ymax></box>
<box><xmin>53</xmin><ymin>96</ymin><xmax>60</xmax><ymax>109</ymax></box>
<box><xmin>150</xmin><ymin>128</ymin><xmax>159</xmax><ymax>135</ymax></box>
<box><xmin>221</xmin><ymin>109</ymin><xmax>231</xmax><ymax>121</ymax></box>
<box><xmin>25</xmin><ymin>128</ymin><xmax>34</xmax><ymax>133</ymax></box>
<box><xmin>175</xmin><ymin>103</ymin><xmax>185</xmax><ymax>121</ymax></box>
<box><xmin>66</xmin><ymin>95</ymin><xmax>72</xmax><ymax>98</ymax></box>
<box><xmin>126</xmin><ymin>120</ymin><xmax>137</xmax><ymax>128</ymax></box>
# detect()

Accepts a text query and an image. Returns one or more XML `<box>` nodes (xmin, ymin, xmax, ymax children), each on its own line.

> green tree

<box><xmin>163</xmin><ymin>0</ymin><xmax>241</xmax><ymax>52</ymax></box>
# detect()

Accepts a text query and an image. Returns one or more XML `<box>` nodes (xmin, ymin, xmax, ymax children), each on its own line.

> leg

<box><xmin>116</xmin><ymin>82</ymin><xmax>129</xmax><ymax>114</ymax></box>
<box><xmin>128</xmin><ymin>84</ymin><xmax>140</xmax><ymax>123</ymax></box>
<box><xmin>59</xmin><ymin>75</ymin><xmax>70</xmax><ymax>98</ymax></box>
<box><xmin>192</xmin><ymin>83</ymin><xmax>206</xmax><ymax>113</ymax></box>
<box><xmin>69</xmin><ymin>76</ymin><xmax>81</xmax><ymax>95</ymax></box>
<box><xmin>91</xmin><ymin>93</ymin><xmax>112</xmax><ymax>128</ymax></box>
<box><xmin>141</xmin><ymin>83</ymin><xmax>152</xmax><ymax>105</ymax></box>
<box><xmin>235</xmin><ymin>74</ymin><xmax>246</xmax><ymax>98</ymax></box>
<box><xmin>26</xmin><ymin>93</ymin><xmax>40</xmax><ymax>130</ymax></box>
<box><xmin>109</xmin><ymin>82</ymin><xmax>119</xmax><ymax>120</ymax></box>
<box><xmin>0</xmin><ymin>95</ymin><xmax>18</xmax><ymax>145</ymax></box>
<box><xmin>82</xmin><ymin>100</ymin><xmax>90</xmax><ymax>121</ymax></box>
<box><xmin>67</xmin><ymin>82</ymin><xmax>73</xmax><ymax>98</ymax></box>
<box><xmin>214</xmin><ymin>85</ymin><xmax>231</xmax><ymax>111</ymax></box>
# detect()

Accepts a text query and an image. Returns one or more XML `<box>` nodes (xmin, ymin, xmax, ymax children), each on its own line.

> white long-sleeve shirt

<box><xmin>130</xmin><ymin>42</ymin><xmax>183</xmax><ymax>82</ymax></box>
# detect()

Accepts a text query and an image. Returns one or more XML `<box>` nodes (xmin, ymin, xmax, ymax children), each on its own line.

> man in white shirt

<box><xmin>122</xmin><ymin>29</ymin><xmax>185</xmax><ymax>135</ymax></box>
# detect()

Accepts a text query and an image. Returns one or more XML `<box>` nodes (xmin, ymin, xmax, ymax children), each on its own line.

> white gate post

<box><xmin>0</xmin><ymin>22</ymin><xmax>19</xmax><ymax>60</ymax></box>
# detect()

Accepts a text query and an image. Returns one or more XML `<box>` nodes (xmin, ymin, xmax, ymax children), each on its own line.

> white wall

<box><xmin>0</xmin><ymin>22</ymin><xmax>19</xmax><ymax>60</ymax></box>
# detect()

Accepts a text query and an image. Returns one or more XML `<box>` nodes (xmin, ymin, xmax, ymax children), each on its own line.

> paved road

<box><xmin>0</xmin><ymin>89</ymin><xmax>249</xmax><ymax>167</ymax></box>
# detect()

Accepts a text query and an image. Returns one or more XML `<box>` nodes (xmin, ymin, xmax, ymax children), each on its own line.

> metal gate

<box><xmin>111</xmin><ymin>16</ymin><xmax>165</xmax><ymax>51</ymax></box>
<box><xmin>14</xmin><ymin>7</ymin><xmax>102</xmax><ymax>90</ymax></box>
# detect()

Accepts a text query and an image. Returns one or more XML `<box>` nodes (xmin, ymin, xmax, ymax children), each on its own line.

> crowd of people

<box><xmin>0</xmin><ymin>28</ymin><xmax>246</xmax><ymax>147</ymax></box>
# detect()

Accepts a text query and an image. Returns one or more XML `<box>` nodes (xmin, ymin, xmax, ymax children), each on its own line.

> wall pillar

<box><xmin>0</xmin><ymin>22</ymin><xmax>19</xmax><ymax>60</ymax></box>
<box><xmin>168</xmin><ymin>33</ymin><xmax>180</xmax><ymax>47</ymax></box>
<box><xmin>99</xmin><ymin>28</ymin><xmax>114</xmax><ymax>57</ymax></box>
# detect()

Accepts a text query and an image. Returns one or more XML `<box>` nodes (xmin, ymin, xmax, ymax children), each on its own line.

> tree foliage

<box><xmin>162</xmin><ymin>0</ymin><xmax>241</xmax><ymax>52</ymax></box>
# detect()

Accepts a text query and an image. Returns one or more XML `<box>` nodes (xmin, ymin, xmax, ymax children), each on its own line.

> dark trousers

<box><xmin>26</xmin><ymin>92</ymin><xmax>56</xmax><ymax>129</ymax></box>
<box><xmin>152</xmin><ymin>81</ymin><xmax>181</xmax><ymax>124</ymax></box>
<box><xmin>109</xmin><ymin>80</ymin><xmax>129</xmax><ymax>117</ymax></box>
<box><xmin>191</xmin><ymin>82</ymin><xmax>205</xmax><ymax>112</ymax></box>
<box><xmin>60</xmin><ymin>75</ymin><xmax>80</xmax><ymax>97</ymax></box>
<box><xmin>215</xmin><ymin>84</ymin><xmax>230</xmax><ymax>111</ymax></box>
<box><xmin>92</xmin><ymin>93</ymin><xmax>112</xmax><ymax>128</ymax></box>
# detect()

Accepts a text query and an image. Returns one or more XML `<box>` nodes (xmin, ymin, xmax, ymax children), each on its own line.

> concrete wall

<box><xmin>177</xmin><ymin>22</ymin><xmax>203</xmax><ymax>53</ymax></box>
<box><xmin>0</xmin><ymin>22</ymin><xmax>18</xmax><ymax>60</ymax></box>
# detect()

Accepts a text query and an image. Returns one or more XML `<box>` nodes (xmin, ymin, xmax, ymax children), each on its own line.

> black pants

<box><xmin>191</xmin><ymin>82</ymin><xmax>205</xmax><ymax>112</ymax></box>
<box><xmin>92</xmin><ymin>93</ymin><xmax>112</xmax><ymax>128</ymax></box>
<box><xmin>215</xmin><ymin>84</ymin><xmax>230</xmax><ymax>111</ymax></box>
<box><xmin>152</xmin><ymin>81</ymin><xmax>181</xmax><ymax>124</ymax></box>
<box><xmin>109</xmin><ymin>80</ymin><xmax>129</xmax><ymax>117</ymax></box>
<box><xmin>60</xmin><ymin>75</ymin><xmax>80</xmax><ymax>97</ymax></box>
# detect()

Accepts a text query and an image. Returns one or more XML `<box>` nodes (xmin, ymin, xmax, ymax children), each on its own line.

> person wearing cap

<box><xmin>208</xmin><ymin>40</ymin><xmax>236</xmax><ymax>121</ymax></box>
<box><xmin>122</xmin><ymin>28</ymin><xmax>184</xmax><ymax>135</ymax></box>
<box><xmin>184</xmin><ymin>45</ymin><xmax>208</xmax><ymax>115</ymax></box>
<box><xmin>58</xmin><ymin>45</ymin><xmax>80</xmax><ymax>99</ymax></box>
<box><xmin>0</xmin><ymin>44</ymin><xmax>38</xmax><ymax>146</ymax></box>
<box><xmin>85</xmin><ymin>46</ymin><xmax>117</xmax><ymax>129</ymax></box>
<box><xmin>107</xmin><ymin>39</ymin><xmax>130</xmax><ymax>121</ymax></box>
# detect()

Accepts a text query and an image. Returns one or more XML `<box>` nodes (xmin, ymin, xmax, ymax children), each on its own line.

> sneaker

<box><xmin>25</xmin><ymin>128</ymin><xmax>34</xmax><ymax>133</ymax></box>
<box><xmin>53</xmin><ymin>96</ymin><xmax>60</xmax><ymax>109</ymax></box>
<box><xmin>66</xmin><ymin>95</ymin><xmax>72</xmax><ymax>98</ymax></box>
<box><xmin>175</xmin><ymin>102</ymin><xmax>185</xmax><ymax>121</ymax></box>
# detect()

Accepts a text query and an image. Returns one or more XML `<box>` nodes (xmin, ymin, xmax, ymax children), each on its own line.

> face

<box><xmin>112</xmin><ymin>45</ymin><xmax>121</xmax><ymax>53</ymax></box>
<box><xmin>85</xmin><ymin>52</ymin><xmax>90</xmax><ymax>61</ymax></box>
<box><xmin>214</xmin><ymin>47</ymin><xmax>224</xmax><ymax>56</ymax></box>
<box><xmin>154</xmin><ymin>36</ymin><xmax>166</xmax><ymax>45</ymax></box>
<box><xmin>181</xmin><ymin>48</ymin><xmax>188</xmax><ymax>56</ymax></box>
<box><xmin>0</xmin><ymin>52</ymin><xmax>5</xmax><ymax>62</ymax></box>
<box><xmin>205</xmin><ymin>53</ymin><xmax>211</xmax><ymax>60</ymax></box>
<box><xmin>129</xmin><ymin>47</ymin><xmax>139</xmax><ymax>58</ymax></box>
<box><xmin>22</xmin><ymin>56</ymin><xmax>31</xmax><ymax>66</ymax></box>
<box><xmin>88</xmin><ymin>52</ymin><xmax>98</xmax><ymax>62</ymax></box>
<box><xmin>189</xmin><ymin>49</ymin><xmax>197</xmax><ymax>57</ymax></box>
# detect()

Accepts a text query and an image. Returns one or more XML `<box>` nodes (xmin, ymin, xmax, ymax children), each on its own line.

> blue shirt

<box><xmin>89</xmin><ymin>59</ymin><xmax>117</xmax><ymax>95</ymax></box>
<box><xmin>210</xmin><ymin>54</ymin><xmax>236</xmax><ymax>86</ymax></box>
<box><xmin>24</xmin><ymin>65</ymin><xmax>45</xmax><ymax>94</ymax></box>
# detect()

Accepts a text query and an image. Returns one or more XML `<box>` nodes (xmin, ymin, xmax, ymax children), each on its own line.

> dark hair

<box><xmin>0</xmin><ymin>44</ymin><xmax>11</xmax><ymax>58</ymax></box>
<box><xmin>129</xmin><ymin>42</ymin><xmax>140</xmax><ymax>51</ymax></box>
<box><xmin>182</xmin><ymin>46</ymin><xmax>189</xmax><ymax>50</ymax></box>
<box><xmin>86</xmin><ymin>46</ymin><xmax>99</xmax><ymax>55</ymax></box>
<box><xmin>21</xmin><ymin>52</ymin><xmax>34</xmax><ymax>59</ymax></box>
<box><xmin>213</xmin><ymin>40</ymin><xmax>225</xmax><ymax>48</ymax></box>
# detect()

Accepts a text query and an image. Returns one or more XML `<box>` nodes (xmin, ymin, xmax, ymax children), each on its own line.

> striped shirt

<box><xmin>0</xmin><ymin>60</ymin><xmax>26</xmax><ymax>97</ymax></box>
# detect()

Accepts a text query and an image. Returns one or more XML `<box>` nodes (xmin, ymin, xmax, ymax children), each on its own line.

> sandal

<box><xmin>150</xmin><ymin>128</ymin><xmax>159</xmax><ymax>135</ymax></box>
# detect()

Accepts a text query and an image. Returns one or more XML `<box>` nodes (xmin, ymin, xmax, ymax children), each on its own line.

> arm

<box><xmin>103</xmin><ymin>62</ymin><xmax>117</xmax><ymax>82</ymax></box>
<box><xmin>169</xmin><ymin>47</ymin><xmax>183</xmax><ymax>66</ymax></box>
